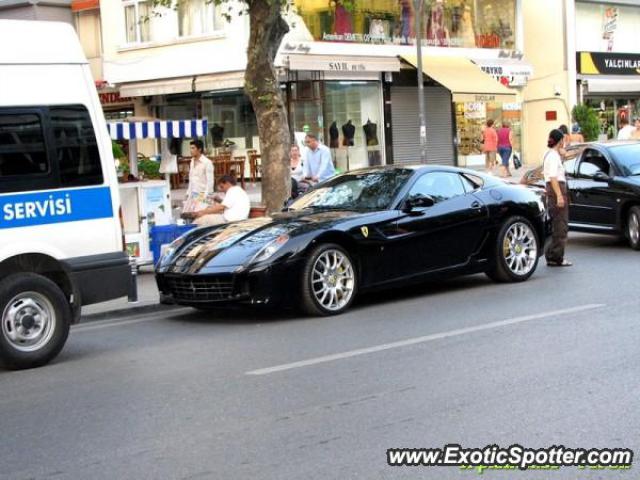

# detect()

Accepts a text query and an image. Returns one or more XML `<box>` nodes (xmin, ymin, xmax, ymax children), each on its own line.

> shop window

<box><xmin>178</xmin><ymin>0</ymin><xmax>222</xmax><ymax>37</ymax></box>
<box><xmin>124</xmin><ymin>0</ymin><xmax>151</xmax><ymax>44</ymax></box>
<box><xmin>50</xmin><ymin>106</ymin><xmax>104</xmax><ymax>187</ymax></box>
<box><xmin>201</xmin><ymin>93</ymin><xmax>258</xmax><ymax>152</ymax></box>
<box><xmin>0</xmin><ymin>112</ymin><xmax>49</xmax><ymax>179</ymax></box>
<box><xmin>293</xmin><ymin>0</ymin><xmax>517</xmax><ymax>50</ymax></box>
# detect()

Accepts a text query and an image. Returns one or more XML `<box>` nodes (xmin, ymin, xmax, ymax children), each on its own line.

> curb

<box><xmin>80</xmin><ymin>302</ymin><xmax>183</xmax><ymax>324</ymax></box>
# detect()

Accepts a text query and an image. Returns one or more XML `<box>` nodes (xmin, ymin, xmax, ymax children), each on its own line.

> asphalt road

<box><xmin>1</xmin><ymin>232</ymin><xmax>638</xmax><ymax>480</ymax></box>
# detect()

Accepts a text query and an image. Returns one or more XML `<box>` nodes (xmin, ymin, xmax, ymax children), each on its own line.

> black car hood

<box><xmin>162</xmin><ymin>209</ymin><xmax>380</xmax><ymax>272</ymax></box>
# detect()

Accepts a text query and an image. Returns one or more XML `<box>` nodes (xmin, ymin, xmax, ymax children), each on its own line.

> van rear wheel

<box><xmin>0</xmin><ymin>273</ymin><xmax>70</xmax><ymax>370</ymax></box>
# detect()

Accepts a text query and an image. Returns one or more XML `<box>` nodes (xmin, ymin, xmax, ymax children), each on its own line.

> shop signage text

<box><xmin>282</xmin><ymin>43</ymin><xmax>311</xmax><ymax>54</ymax></box>
<box><xmin>328</xmin><ymin>62</ymin><xmax>367</xmax><ymax>72</ymax></box>
<box><xmin>578</xmin><ymin>52</ymin><xmax>640</xmax><ymax>75</ymax></box>
<box><xmin>99</xmin><ymin>91</ymin><xmax>134</xmax><ymax>106</ymax></box>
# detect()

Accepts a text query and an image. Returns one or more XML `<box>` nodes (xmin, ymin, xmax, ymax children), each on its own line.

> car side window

<box><xmin>578</xmin><ymin>150</ymin><xmax>610</xmax><ymax>178</ymax></box>
<box><xmin>50</xmin><ymin>105</ymin><xmax>104</xmax><ymax>187</ymax></box>
<box><xmin>563</xmin><ymin>158</ymin><xmax>577</xmax><ymax>177</ymax></box>
<box><xmin>408</xmin><ymin>172</ymin><xmax>467</xmax><ymax>204</ymax></box>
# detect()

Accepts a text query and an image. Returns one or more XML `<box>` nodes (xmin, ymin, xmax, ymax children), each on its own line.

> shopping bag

<box><xmin>513</xmin><ymin>154</ymin><xmax>522</xmax><ymax>170</ymax></box>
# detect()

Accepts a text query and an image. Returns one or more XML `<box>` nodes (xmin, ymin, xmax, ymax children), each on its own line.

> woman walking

<box><xmin>482</xmin><ymin>119</ymin><xmax>498</xmax><ymax>173</ymax></box>
<box><xmin>544</xmin><ymin>129</ymin><xmax>572</xmax><ymax>267</ymax></box>
<box><xmin>497</xmin><ymin>122</ymin><xmax>514</xmax><ymax>177</ymax></box>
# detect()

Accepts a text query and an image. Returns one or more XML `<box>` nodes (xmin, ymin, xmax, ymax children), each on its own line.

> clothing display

<box><xmin>426</xmin><ymin>0</ymin><xmax>450</xmax><ymax>47</ymax></box>
<box><xmin>334</xmin><ymin>1</ymin><xmax>353</xmax><ymax>35</ymax></box>
<box><xmin>342</xmin><ymin>120</ymin><xmax>355</xmax><ymax>147</ymax></box>
<box><xmin>460</xmin><ymin>4</ymin><xmax>476</xmax><ymax>47</ymax></box>
<box><xmin>363</xmin><ymin>120</ymin><xmax>379</xmax><ymax>147</ymax></box>
<box><xmin>210</xmin><ymin>123</ymin><xmax>224</xmax><ymax>147</ymax></box>
<box><xmin>329</xmin><ymin>121</ymin><xmax>340</xmax><ymax>148</ymax></box>
<box><xmin>368</xmin><ymin>18</ymin><xmax>389</xmax><ymax>41</ymax></box>
<box><xmin>399</xmin><ymin>0</ymin><xmax>414</xmax><ymax>40</ymax></box>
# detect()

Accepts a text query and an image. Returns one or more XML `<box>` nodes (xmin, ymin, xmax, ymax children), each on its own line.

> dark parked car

<box><xmin>156</xmin><ymin>166</ymin><xmax>547</xmax><ymax>316</ymax></box>
<box><xmin>521</xmin><ymin>141</ymin><xmax>640</xmax><ymax>249</ymax></box>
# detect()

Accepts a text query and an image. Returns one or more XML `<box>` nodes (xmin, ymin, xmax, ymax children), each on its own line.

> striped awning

<box><xmin>106</xmin><ymin>119</ymin><xmax>208</xmax><ymax>140</ymax></box>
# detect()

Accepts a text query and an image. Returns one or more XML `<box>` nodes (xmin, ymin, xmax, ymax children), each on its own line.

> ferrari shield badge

<box><xmin>361</xmin><ymin>226</ymin><xmax>369</xmax><ymax>238</ymax></box>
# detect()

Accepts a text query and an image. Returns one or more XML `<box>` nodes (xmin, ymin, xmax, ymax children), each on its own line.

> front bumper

<box><xmin>156</xmin><ymin>258</ymin><xmax>302</xmax><ymax>308</ymax></box>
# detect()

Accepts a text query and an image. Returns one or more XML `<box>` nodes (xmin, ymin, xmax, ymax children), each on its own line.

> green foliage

<box><xmin>572</xmin><ymin>104</ymin><xmax>600</xmax><ymax>142</ymax></box>
<box><xmin>138</xmin><ymin>158</ymin><xmax>162</xmax><ymax>179</ymax></box>
<box><xmin>112</xmin><ymin>140</ymin><xmax>125</xmax><ymax>159</ymax></box>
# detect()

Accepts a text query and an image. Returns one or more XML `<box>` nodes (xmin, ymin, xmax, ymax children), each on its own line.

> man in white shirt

<box><xmin>194</xmin><ymin>175</ymin><xmax>251</xmax><ymax>226</ymax></box>
<box><xmin>617</xmin><ymin>118</ymin><xmax>635</xmax><ymax>140</ymax></box>
<box><xmin>303</xmin><ymin>134</ymin><xmax>336</xmax><ymax>183</ymax></box>
<box><xmin>186</xmin><ymin>139</ymin><xmax>214</xmax><ymax>200</ymax></box>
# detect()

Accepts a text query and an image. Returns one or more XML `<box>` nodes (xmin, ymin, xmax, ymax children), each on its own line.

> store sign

<box><xmin>578</xmin><ymin>51</ymin><xmax>640</xmax><ymax>75</ymax></box>
<box><xmin>479</xmin><ymin>64</ymin><xmax>532</xmax><ymax>87</ymax></box>
<box><xmin>287</xmin><ymin>55</ymin><xmax>401</xmax><ymax>73</ymax></box>
<box><xmin>99</xmin><ymin>91</ymin><xmax>134</xmax><ymax>106</ymax></box>
<box><xmin>464</xmin><ymin>102</ymin><xmax>486</xmax><ymax>119</ymax></box>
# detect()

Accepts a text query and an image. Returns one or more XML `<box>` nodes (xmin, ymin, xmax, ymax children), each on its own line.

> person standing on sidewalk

<box><xmin>185</xmin><ymin>139</ymin><xmax>214</xmax><ymax>208</ymax></box>
<box><xmin>497</xmin><ymin>122</ymin><xmax>513</xmax><ymax>177</ymax></box>
<box><xmin>544</xmin><ymin>129</ymin><xmax>572</xmax><ymax>267</ymax></box>
<box><xmin>482</xmin><ymin>119</ymin><xmax>498</xmax><ymax>173</ymax></box>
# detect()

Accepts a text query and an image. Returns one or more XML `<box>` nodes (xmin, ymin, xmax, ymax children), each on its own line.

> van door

<box><xmin>0</xmin><ymin>105</ymin><xmax>119</xmax><ymax>260</ymax></box>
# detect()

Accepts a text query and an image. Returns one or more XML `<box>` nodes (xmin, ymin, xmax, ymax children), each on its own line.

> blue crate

<box><xmin>150</xmin><ymin>224</ymin><xmax>196</xmax><ymax>265</ymax></box>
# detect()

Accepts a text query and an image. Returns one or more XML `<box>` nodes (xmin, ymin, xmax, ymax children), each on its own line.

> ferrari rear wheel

<box><xmin>627</xmin><ymin>206</ymin><xmax>640</xmax><ymax>250</ymax></box>
<box><xmin>487</xmin><ymin>216</ymin><xmax>539</xmax><ymax>283</ymax></box>
<box><xmin>301</xmin><ymin>244</ymin><xmax>357</xmax><ymax>316</ymax></box>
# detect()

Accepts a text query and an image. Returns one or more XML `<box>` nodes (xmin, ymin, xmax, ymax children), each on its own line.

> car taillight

<box><xmin>118</xmin><ymin>206</ymin><xmax>126</xmax><ymax>251</ymax></box>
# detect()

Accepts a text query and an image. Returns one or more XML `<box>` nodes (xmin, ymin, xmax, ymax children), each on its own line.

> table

<box><xmin>213</xmin><ymin>157</ymin><xmax>246</xmax><ymax>189</ymax></box>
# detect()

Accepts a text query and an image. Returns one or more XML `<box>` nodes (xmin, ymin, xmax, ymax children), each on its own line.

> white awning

<box><xmin>287</xmin><ymin>54</ymin><xmax>401</xmax><ymax>73</ymax></box>
<box><xmin>585</xmin><ymin>77</ymin><xmax>640</xmax><ymax>93</ymax></box>
<box><xmin>120</xmin><ymin>77</ymin><xmax>195</xmax><ymax>98</ymax></box>
<box><xmin>119</xmin><ymin>71</ymin><xmax>245</xmax><ymax>97</ymax></box>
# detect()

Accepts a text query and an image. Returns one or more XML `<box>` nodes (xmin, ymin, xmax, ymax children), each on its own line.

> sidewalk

<box><xmin>83</xmin><ymin>165</ymin><xmax>531</xmax><ymax>320</ymax></box>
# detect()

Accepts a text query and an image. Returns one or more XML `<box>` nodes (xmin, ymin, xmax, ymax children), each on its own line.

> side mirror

<box><xmin>593</xmin><ymin>171</ymin><xmax>611</xmax><ymax>182</ymax></box>
<box><xmin>403</xmin><ymin>194</ymin><xmax>435</xmax><ymax>213</ymax></box>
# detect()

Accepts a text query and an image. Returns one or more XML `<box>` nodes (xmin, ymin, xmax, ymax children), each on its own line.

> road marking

<box><xmin>246</xmin><ymin>304</ymin><xmax>606</xmax><ymax>376</ymax></box>
<box><xmin>72</xmin><ymin>308</ymin><xmax>192</xmax><ymax>333</ymax></box>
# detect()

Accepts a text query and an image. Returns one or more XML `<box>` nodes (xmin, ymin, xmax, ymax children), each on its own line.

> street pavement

<box><xmin>1</xmin><ymin>232</ymin><xmax>638</xmax><ymax>480</ymax></box>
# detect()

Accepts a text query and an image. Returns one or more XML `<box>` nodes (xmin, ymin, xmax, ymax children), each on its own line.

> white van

<box><xmin>0</xmin><ymin>20</ymin><xmax>132</xmax><ymax>369</ymax></box>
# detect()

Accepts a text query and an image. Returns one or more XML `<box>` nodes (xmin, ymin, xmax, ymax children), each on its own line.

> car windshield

<box><xmin>610</xmin><ymin>144</ymin><xmax>640</xmax><ymax>176</ymax></box>
<box><xmin>288</xmin><ymin>169</ymin><xmax>413</xmax><ymax>211</ymax></box>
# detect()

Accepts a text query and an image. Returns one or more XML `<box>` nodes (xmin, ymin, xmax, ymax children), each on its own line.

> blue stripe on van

<box><xmin>0</xmin><ymin>187</ymin><xmax>113</xmax><ymax>229</ymax></box>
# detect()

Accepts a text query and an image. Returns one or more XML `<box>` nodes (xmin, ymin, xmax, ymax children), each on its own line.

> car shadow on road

<box><xmin>568</xmin><ymin>232</ymin><xmax>629</xmax><ymax>250</ymax></box>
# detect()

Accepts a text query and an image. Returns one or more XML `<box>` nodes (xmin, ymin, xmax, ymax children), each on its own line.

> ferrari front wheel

<box><xmin>301</xmin><ymin>244</ymin><xmax>357</xmax><ymax>316</ymax></box>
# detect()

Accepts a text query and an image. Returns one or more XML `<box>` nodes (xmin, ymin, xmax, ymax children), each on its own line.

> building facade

<box><xmin>575</xmin><ymin>0</ymin><xmax>640</xmax><ymax>138</ymax></box>
<box><xmin>0</xmin><ymin>0</ymin><xmax>72</xmax><ymax>23</ymax></box>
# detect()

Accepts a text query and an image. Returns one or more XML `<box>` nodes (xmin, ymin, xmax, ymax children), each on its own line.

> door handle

<box><xmin>471</xmin><ymin>201</ymin><xmax>482</xmax><ymax>209</ymax></box>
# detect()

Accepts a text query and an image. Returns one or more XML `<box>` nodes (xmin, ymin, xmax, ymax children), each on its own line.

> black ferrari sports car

<box><xmin>156</xmin><ymin>166</ymin><xmax>547</xmax><ymax>316</ymax></box>
<box><xmin>521</xmin><ymin>141</ymin><xmax>640</xmax><ymax>250</ymax></box>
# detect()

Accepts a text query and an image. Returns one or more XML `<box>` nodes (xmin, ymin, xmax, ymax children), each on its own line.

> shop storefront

<box><xmin>283</xmin><ymin>55</ymin><xmax>400</xmax><ymax>171</ymax></box>
<box><xmin>576</xmin><ymin>1</ymin><xmax>640</xmax><ymax>138</ymax></box>
<box><xmin>292</xmin><ymin>0</ymin><xmax>518</xmax><ymax>50</ymax></box>
<box><xmin>284</xmin><ymin>0</ymin><xmax>529</xmax><ymax>166</ymax></box>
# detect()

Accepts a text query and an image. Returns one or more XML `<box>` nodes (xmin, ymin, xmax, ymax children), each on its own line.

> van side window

<box><xmin>50</xmin><ymin>106</ymin><xmax>103</xmax><ymax>187</ymax></box>
<box><xmin>0</xmin><ymin>112</ymin><xmax>49</xmax><ymax>178</ymax></box>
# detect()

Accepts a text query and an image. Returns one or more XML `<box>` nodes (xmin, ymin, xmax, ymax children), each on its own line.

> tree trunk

<box><xmin>245</xmin><ymin>0</ymin><xmax>290</xmax><ymax>214</ymax></box>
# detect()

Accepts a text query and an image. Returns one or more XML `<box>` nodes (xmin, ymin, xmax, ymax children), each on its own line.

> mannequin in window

<box><xmin>329</xmin><ymin>121</ymin><xmax>340</xmax><ymax>148</ymax></box>
<box><xmin>426</xmin><ymin>0</ymin><xmax>450</xmax><ymax>47</ymax></box>
<box><xmin>342</xmin><ymin>120</ymin><xmax>355</xmax><ymax>147</ymax></box>
<box><xmin>210</xmin><ymin>123</ymin><xmax>224</xmax><ymax>148</ymax></box>
<box><xmin>332</xmin><ymin>0</ymin><xmax>353</xmax><ymax>36</ymax></box>
<box><xmin>398</xmin><ymin>0</ymin><xmax>415</xmax><ymax>42</ymax></box>
<box><xmin>459</xmin><ymin>4</ymin><xmax>476</xmax><ymax>48</ymax></box>
<box><xmin>363</xmin><ymin>119</ymin><xmax>379</xmax><ymax>147</ymax></box>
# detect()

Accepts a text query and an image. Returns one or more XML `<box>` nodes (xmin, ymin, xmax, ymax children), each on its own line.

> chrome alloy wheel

<box><xmin>2</xmin><ymin>292</ymin><xmax>56</xmax><ymax>352</ymax></box>
<box><xmin>629</xmin><ymin>211</ymin><xmax>640</xmax><ymax>245</ymax></box>
<box><xmin>503</xmin><ymin>222</ymin><xmax>538</xmax><ymax>276</ymax></box>
<box><xmin>311</xmin><ymin>249</ymin><xmax>355</xmax><ymax>312</ymax></box>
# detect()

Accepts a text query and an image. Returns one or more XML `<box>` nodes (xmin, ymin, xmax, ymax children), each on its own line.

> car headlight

<box><xmin>252</xmin><ymin>234</ymin><xmax>289</xmax><ymax>263</ymax></box>
<box><xmin>159</xmin><ymin>235</ymin><xmax>188</xmax><ymax>266</ymax></box>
